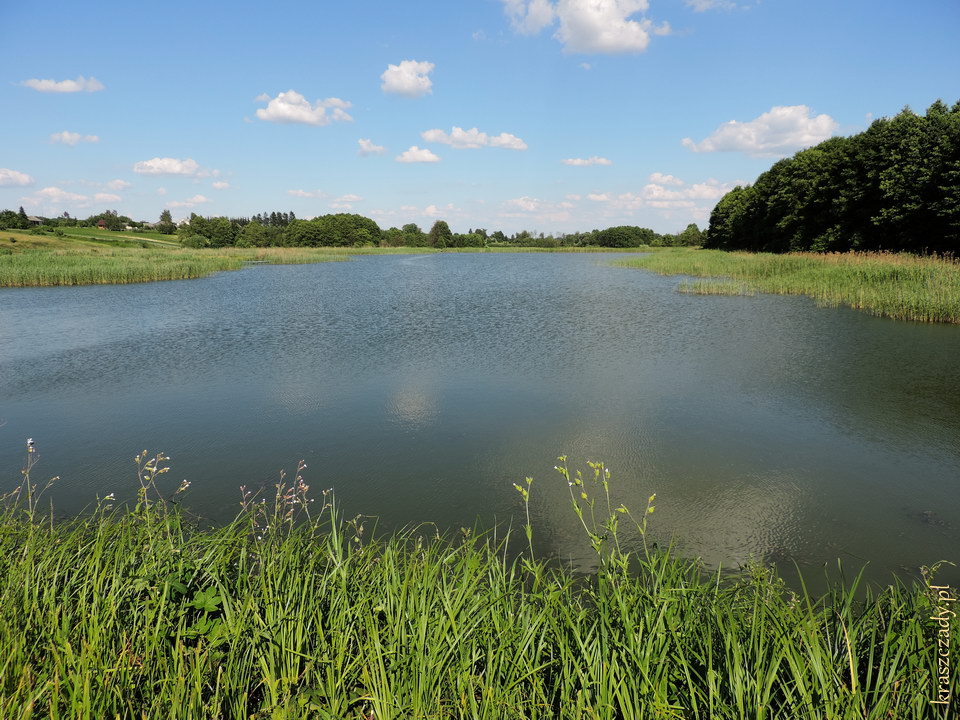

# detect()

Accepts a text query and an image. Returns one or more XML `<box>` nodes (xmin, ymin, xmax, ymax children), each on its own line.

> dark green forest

<box><xmin>706</xmin><ymin>100</ymin><xmax>960</xmax><ymax>254</ymax></box>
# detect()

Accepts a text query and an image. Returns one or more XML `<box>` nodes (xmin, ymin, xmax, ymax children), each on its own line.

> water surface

<box><xmin>2</xmin><ymin>253</ymin><xmax>958</xmax><ymax>586</ymax></box>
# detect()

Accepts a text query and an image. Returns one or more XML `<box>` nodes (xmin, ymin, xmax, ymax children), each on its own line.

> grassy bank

<box><xmin>1</xmin><ymin>454</ymin><xmax>955</xmax><ymax>719</ymax></box>
<box><xmin>0</xmin><ymin>233</ymin><xmax>345</xmax><ymax>286</ymax></box>
<box><xmin>616</xmin><ymin>248</ymin><xmax>960</xmax><ymax>323</ymax></box>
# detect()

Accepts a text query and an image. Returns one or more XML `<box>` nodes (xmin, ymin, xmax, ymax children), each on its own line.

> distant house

<box><xmin>26</xmin><ymin>216</ymin><xmax>43</xmax><ymax>227</ymax></box>
<box><xmin>142</xmin><ymin>222</ymin><xmax>158</xmax><ymax>230</ymax></box>
<box><xmin>97</xmin><ymin>219</ymin><xmax>108</xmax><ymax>229</ymax></box>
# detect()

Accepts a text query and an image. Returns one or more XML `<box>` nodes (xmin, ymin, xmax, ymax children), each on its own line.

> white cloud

<box><xmin>50</xmin><ymin>131</ymin><xmax>99</xmax><ymax>145</ymax></box>
<box><xmin>500</xmin><ymin>0</ymin><xmax>666</xmax><ymax>54</ymax></box>
<box><xmin>396</xmin><ymin>146</ymin><xmax>441</xmax><ymax>163</ymax></box>
<box><xmin>212</xmin><ymin>181</ymin><xmax>230</xmax><ymax>190</ymax></box>
<box><xmin>472</xmin><ymin>30</ymin><xmax>487</xmax><ymax>41</ymax></box>
<box><xmin>587</xmin><ymin>193</ymin><xmax>611</xmax><ymax>202</ymax></box>
<box><xmin>19</xmin><ymin>186</ymin><xmax>123</xmax><ymax>210</ymax></box>
<box><xmin>133</xmin><ymin>157</ymin><xmax>201</xmax><ymax>176</ymax></box>
<box><xmin>557</xmin><ymin>0</ymin><xmax>653</xmax><ymax>53</ymax></box>
<box><xmin>502</xmin><ymin>0</ymin><xmax>556</xmax><ymax>34</ymax></box>
<box><xmin>506</xmin><ymin>196</ymin><xmax>543</xmax><ymax>212</ymax></box>
<box><xmin>565</xmin><ymin>193</ymin><xmax>582</xmax><ymax>201</ymax></box>
<box><xmin>421</xmin><ymin>126</ymin><xmax>527</xmax><ymax>150</ymax></box>
<box><xmin>381</xmin><ymin>60</ymin><xmax>435</xmax><ymax>98</ymax></box>
<box><xmin>156</xmin><ymin>187</ymin><xmax>168</xmax><ymax>196</ymax></box>
<box><xmin>682</xmin><ymin>105</ymin><xmax>838</xmax><ymax>157</ymax></box>
<box><xmin>358</xmin><ymin>138</ymin><xmax>386</xmax><ymax>156</ymax></box>
<box><xmin>330</xmin><ymin>193</ymin><xmax>362</xmax><ymax>209</ymax></box>
<box><xmin>105</xmin><ymin>179</ymin><xmax>131</xmax><ymax>190</ymax></box>
<box><xmin>0</xmin><ymin>168</ymin><xmax>34</xmax><ymax>187</ymax></box>
<box><xmin>649</xmin><ymin>172</ymin><xmax>683</xmax><ymax>186</ymax></box>
<box><xmin>255</xmin><ymin>90</ymin><xmax>353</xmax><ymax>126</ymax></box>
<box><xmin>167</xmin><ymin>194</ymin><xmax>211</xmax><ymax>208</ymax></box>
<box><xmin>21</xmin><ymin>75</ymin><xmax>105</xmax><ymax>93</ymax></box>
<box><xmin>423</xmin><ymin>203</ymin><xmax>461</xmax><ymax>218</ymax></box>
<box><xmin>287</xmin><ymin>189</ymin><xmax>327</xmax><ymax>199</ymax></box>
<box><xmin>580</xmin><ymin>62</ymin><xmax>592</xmax><ymax>70</ymax></box>
<box><xmin>562</xmin><ymin>156</ymin><xmax>612</xmax><ymax>166</ymax></box>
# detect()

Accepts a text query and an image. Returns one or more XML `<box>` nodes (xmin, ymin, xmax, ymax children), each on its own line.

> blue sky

<box><xmin>1</xmin><ymin>0</ymin><xmax>958</xmax><ymax>234</ymax></box>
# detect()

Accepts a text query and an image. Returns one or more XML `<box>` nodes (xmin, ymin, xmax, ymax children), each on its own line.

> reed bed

<box><xmin>617</xmin><ymin>248</ymin><xmax>960</xmax><ymax>323</ymax></box>
<box><xmin>1</xmin><ymin>452</ymin><xmax>955</xmax><ymax>719</ymax></box>
<box><xmin>0</xmin><ymin>247</ymin><xmax>344</xmax><ymax>287</ymax></box>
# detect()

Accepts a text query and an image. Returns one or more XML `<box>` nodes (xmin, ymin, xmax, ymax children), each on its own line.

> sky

<box><xmin>1</xmin><ymin>0</ymin><xmax>958</xmax><ymax>234</ymax></box>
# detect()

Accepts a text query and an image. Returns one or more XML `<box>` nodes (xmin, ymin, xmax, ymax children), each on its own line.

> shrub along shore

<box><xmin>616</xmin><ymin>247</ymin><xmax>960</xmax><ymax>324</ymax></box>
<box><xmin>1</xmin><ymin>453</ymin><xmax>955</xmax><ymax>719</ymax></box>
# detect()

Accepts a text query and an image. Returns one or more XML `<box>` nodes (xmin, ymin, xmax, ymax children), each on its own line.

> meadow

<box><xmin>616</xmin><ymin>248</ymin><xmax>960</xmax><ymax>323</ymax></box>
<box><xmin>0</xmin><ymin>453</ymin><xmax>955</xmax><ymax>719</ymax></box>
<box><xmin>0</xmin><ymin>233</ymin><xmax>345</xmax><ymax>286</ymax></box>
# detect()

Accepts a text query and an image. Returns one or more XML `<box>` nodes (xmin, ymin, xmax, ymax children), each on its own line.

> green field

<box><xmin>0</xmin><ymin>233</ymin><xmax>347</xmax><ymax>286</ymax></box>
<box><xmin>616</xmin><ymin>248</ymin><xmax>960</xmax><ymax>323</ymax></box>
<box><xmin>1</xmin><ymin>454</ymin><xmax>954</xmax><ymax>719</ymax></box>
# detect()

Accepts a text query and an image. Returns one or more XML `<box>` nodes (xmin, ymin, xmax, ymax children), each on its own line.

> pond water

<box><xmin>1</xmin><ymin>253</ymin><xmax>958</xmax><ymax>586</ymax></box>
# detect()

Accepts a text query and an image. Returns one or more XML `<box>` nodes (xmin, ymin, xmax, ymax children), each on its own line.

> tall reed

<box><xmin>616</xmin><ymin>248</ymin><xmax>960</xmax><ymax>323</ymax></box>
<box><xmin>0</xmin><ymin>447</ymin><xmax>955</xmax><ymax>718</ymax></box>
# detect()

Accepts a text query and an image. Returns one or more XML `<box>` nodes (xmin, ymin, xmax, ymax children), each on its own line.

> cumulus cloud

<box><xmin>587</xmin><ymin>192</ymin><xmax>611</xmax><ymax>202</ymax></box>
<box><xmin>358</xmin><ymin>138</ymin><xmax>386</xmax><ymax>156</ymax></box>
<box><xmin>682</xmin><ymin>105</ymin><xmax>838</xmax><ymax>157</ymax></box>
<box><xmin>105</xmin><ymin>179</ymin><xmax>131</xmax><ymax>190</ymax></box>
<box><xmin>329</xmin><ymin>193</ymin><xmax>362</xmax><ymax>209</ymax></box>
<box><xmin>255</xmin><ymin>90</ymin><xmax>353</xmax><ymax>126</ymax></box>
<box><xmin>396</xmin><ymin>146</ymin><xmax>441</xmax><ymax>163</ymax></box>
<box><xmin>156</xmin><ymin>187</ymin><xmax>167</xmax><ymax>196</ymax></box>
<box><xmin>423</xmin><ymin>203</ymin><xmax>461</xmax><ymax>218</ymax></box>
<box><xmin>501</xmin><ymin>0</ymin><xmax>664</xmax><ymax>53</ymax></box>
<box><xmin>503</xmin><ymin>0</ymin><xmax>556</xmax><ymax>33</ymax></box>
<box><xmin>562</xmin><ymin>156</ymin><xmax>612</xmax><ymax>166</ymax></box>
<box><xmin>0</xmin><ymin>168</ymin><xmax>34</xmax><ymax>187</ymax></box>
<box><xmin>133</xmin><ymin>157</ymin><xmax>201</xmax><ymax>176</ymax></box>
<box><xmin>21</xmin><ymin>75</ymin><xmax>105</xmax><ymax>93</ymax></box>
<box><xmin>421</xmin><ymin>126</ymin><xmax>527</xmax><ymax>150</ymax></box>
<box><xmin>50</xmin><ymin>131</ymin><xmax>99</xmax><ymax>145</ymax></box>
<box><xmin>19</xmin><ymin>186</ymin><xmax>123</xmax><ymax>210</ymax></box>
<box><xmin>500</xmin><ymin>196</ymin><xmax>574</xmax><ymax>223</ymax></box>
<box><xmin>649</xmin><ymin>172</ymin><xmax>683</xmax><ymax>186</ymax></box>
<box><xmin>212</xmin><ymin>181</ymin><xmax>230</xmax><ymax>189</ymax></box>
<box><xmin>287</xmin><ymin>189</ymin><xmax>327</xmax><ymax>199</ymax></box>
<box><xmin>167</xmin><ymin>194</ymin><xmax>211</xmax><ymax>208</ymax></box>
<box><xmin>381</xmin><ymin>60</ymin><xmax>435</xmax><ymax>98</ymax></box>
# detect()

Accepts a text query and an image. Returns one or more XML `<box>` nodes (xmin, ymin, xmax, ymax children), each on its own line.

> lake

<box><xmin>2</xmin><ymin>252</ymin><xmax>958</xmax><ymax>586</ymax></box>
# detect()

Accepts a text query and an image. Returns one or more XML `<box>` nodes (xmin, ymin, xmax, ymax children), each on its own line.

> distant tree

<box><xmin>401</xmin><ymin>222</ymin><xmax>426</xmax><ymax>246</ymax></box>
<box><xmin>428</xmin><ymin>220</ymin><xmax>452</xmax><ymax>248</ymax></box>
<box><xmin>157</xmin><ymin>209</ymin><xmax>176</xmax><ymax>235</ymax></box>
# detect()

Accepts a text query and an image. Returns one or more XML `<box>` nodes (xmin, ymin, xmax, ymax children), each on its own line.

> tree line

<box><xmin>1</xmin><ymin>208</ymin><xmax>705</xmax><ymax>250</ymax></box>
<box><xmin>706</xmin><ymin>99</ymin><xmax>960</xmax><ymax>254</ymax></box>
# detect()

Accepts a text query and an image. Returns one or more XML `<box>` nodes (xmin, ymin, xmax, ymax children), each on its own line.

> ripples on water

<box><xmin>1</xmin><ymin>253</ymin><xmax>958</xmax><ymax>586</ymax></box>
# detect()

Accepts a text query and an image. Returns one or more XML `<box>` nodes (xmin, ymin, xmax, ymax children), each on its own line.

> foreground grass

<box><xmin>0</xmin><ymin>236</ymin><xmax>345</xmax><ymax>286</ymax></box>
<box><xmin>616</xmin><ymin>248</ymin><xmax>960</xmax><ymax>323</ymax></box>
<box><xmin>0</xmin><ymin>454</ymin><xmax>955</xmax><ymax>719</ymax></box>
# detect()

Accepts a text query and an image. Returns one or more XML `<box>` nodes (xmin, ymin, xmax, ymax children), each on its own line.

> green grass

<box><xmin>0</xmin><ymin>453</ymin><xmax>955</xmax><ymax>719</ymax></box>
<box><xmin>0</xmin><ymin>237</ymin><xmax>345</xmax><ymax>286</ymax></box>
<box><xmin>616</xmin><ymin>247</ymin><xmax>960</xmax><ymax>323</ymax></box>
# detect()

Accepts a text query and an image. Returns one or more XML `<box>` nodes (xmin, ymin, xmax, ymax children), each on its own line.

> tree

<box><xmin>428</xmin><ymin>220</ymin><xmax>452</xmax><ymax>248</ymax></box>
<box><xmin>157</xmin><ymin>209</ymin><xmax>176</xmax><ymax>235</ymax></box>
